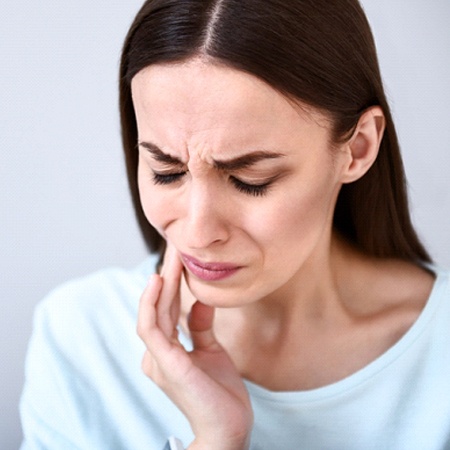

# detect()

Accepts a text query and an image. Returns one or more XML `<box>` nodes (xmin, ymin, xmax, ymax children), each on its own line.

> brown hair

<box><xmin>119</xmin><ymin>0</ymin><xmax>431</xmax><ymax>264</ymax></box>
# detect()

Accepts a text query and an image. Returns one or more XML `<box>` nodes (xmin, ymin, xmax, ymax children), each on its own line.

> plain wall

<box><xmin>1</xmin><ymin>1</ymin><xmax>449</xmax><ymax>448</ymax></box>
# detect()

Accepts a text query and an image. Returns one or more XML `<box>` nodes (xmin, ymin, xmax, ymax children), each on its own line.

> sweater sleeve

<box><xmin>19</xmin><ymin>299</ymin><xmax>92</xmax><ymax>449</ymax></box>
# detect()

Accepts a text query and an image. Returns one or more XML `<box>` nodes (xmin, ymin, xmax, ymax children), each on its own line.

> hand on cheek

<box><xmin>137</xmin><ymin>244</ymin><xmax>253</xmax><ymax>450</ymax></box>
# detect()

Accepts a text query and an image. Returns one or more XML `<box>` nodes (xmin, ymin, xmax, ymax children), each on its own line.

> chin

<box><xmin>185</xmin><ymin>275</ymin><xmax>262</xmax><ymax>309</ymax></box>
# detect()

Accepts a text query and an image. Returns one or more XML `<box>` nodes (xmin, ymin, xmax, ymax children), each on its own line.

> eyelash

<box><xmin>151</xmin><ymin>172</ymin><xmax>271</xmax><ymax>197</ymax></box>
<box><xmin>229</xmin><ymin>177</ymin><xmax>270</xmax><ymax>197</ymax></box>
<box><xmin>152</xmin><ymin>172</ymin><xmax>185</xmax><ymax>185</ymax></box>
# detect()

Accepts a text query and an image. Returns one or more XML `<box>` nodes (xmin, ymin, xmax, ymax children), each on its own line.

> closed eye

<box><xmin>152</xmin><ymin>171</ymin><xmax>186</xmax><ymax>185</ymax></box>
<box><xmin>151</xmin><ymin>171</ymin><xmax>272</xmax><ymax>197</ymax></box>
<box><xmin>230</xmin><ymin>177</ymin><xmax>271</xmax><ymax>197</ymax></box>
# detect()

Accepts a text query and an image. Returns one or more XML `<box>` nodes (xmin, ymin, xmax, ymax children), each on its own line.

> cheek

<box><xmin>249</xmin><ymin>181</ymin><xmax>337</xmax><ymax>254</ymax></box>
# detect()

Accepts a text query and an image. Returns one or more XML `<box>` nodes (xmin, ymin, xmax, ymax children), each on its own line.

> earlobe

<box><xmin>341</xmin><ymin>106</ymin><xmax>385</xmax><ymax>184</ymax></box>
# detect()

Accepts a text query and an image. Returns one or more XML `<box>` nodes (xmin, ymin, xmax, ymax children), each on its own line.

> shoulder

<box><xmin>29</xmin><ymin>256</ymin><xmax>158</xmax><ymax>375</ymax></box>
<box><xmin>423</xmin><ymin>266</ymin><xmax>450</xmax><ymax>330</ymax></box>
<box><xmin>36</xmin><ymin>257</ymin><xmax>156</xmax><ymax>331</ymax></box>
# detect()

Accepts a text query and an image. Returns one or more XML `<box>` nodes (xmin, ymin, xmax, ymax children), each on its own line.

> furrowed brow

<box><xmin>213</xmin><ymin>151</ymin><xmax>285</xmax><ymax>171</ymax></box>
<box><xmin>139</xmin><ymin>141</ymin><xmax>184</xmax><ymax>165</ymax></box>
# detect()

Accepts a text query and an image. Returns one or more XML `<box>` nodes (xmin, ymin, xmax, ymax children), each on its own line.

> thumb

<box><xmin>188</xmin><ymin>301</ymin><xmax>220</xmax><ymax>351</ymax></box>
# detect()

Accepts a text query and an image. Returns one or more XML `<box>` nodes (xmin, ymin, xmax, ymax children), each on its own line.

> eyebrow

<box><xmin>213</xmin><ymin>151</ymin><xmax>285</xmax><ymax>171</ymax></box>
<box><xmin>139</xmin><ymin>142</ymin><xmax>184</xmax><ymax>165</ymax></box>
<box><xmin>138</xmin><ymin>141</ymin><xmax>285</xmax><ymax>170</ymax></box>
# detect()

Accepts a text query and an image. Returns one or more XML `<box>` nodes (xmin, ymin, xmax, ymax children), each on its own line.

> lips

<box><xmin>180</xmin><ymin>253</ymin><xmax>241</xmax><ymax>281</ymax></box>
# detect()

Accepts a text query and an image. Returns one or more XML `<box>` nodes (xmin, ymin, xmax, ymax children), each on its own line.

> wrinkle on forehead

<box><xmin>131</xmin><ymin>59</ymin><xmax>333</xmax><ymax>166</ymax></box>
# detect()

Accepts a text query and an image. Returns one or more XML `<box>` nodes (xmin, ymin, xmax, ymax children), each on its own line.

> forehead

<box><xmin>131</xmin><ymin>60</ymin><xmax>332</xmax><ymax>160</ymax></box>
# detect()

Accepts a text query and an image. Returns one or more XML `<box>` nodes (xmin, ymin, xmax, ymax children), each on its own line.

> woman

<box><xmin>20</xmin><ymin>0</ymin><xmax>450</xmax><ymax>449</ymax></box>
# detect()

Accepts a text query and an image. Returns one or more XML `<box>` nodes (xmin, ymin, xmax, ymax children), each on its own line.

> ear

<box><xmin>340</xmin><ymin>106</ymin><xmax>385</xmax><ymax>184</ymax></box>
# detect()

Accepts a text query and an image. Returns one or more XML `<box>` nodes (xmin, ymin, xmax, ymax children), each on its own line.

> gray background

<box><xmin>1</xmin><ymin>0</ymin><xmax>449</xmax><ymax>448</ymax></box>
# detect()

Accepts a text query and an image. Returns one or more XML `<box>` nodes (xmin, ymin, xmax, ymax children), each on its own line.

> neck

<box><xmin>180</xmin><ymin>232</ymin><xmax>358</xmax><ymax>340</ymax></box>
<box><xmin>179</xmin><ymin>234</ymin><xmax>434</xmax><ymax>391</ymax></box>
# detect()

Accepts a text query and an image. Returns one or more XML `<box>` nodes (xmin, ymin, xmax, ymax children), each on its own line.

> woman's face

<box><xmin>132</xmin><ymin>60</ymin><xmax>350</xmax><ymax>307</ymax></box>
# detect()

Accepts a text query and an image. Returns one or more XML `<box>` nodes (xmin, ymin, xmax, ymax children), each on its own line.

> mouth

<box><xmin>180</xmin><ymin>253</ymin><xmax>242</xmax><ymax>281</ymax></box>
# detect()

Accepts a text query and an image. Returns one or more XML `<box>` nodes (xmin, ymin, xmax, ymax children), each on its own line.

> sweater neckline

<box><xmin>243</xmin><ymin>267</ymin><xmax>448</xmax><ymax>403</ymax></box>
<box><xmin>159</xmin><ymin>258</ymin><xmax>447</xmax><ymax>403</ymax></box>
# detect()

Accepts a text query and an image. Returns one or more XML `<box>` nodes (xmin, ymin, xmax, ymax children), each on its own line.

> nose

<box><xmin>181</xmin><ymin>181</ymin><xmax>230</xmax><ymax>250</ymax></box>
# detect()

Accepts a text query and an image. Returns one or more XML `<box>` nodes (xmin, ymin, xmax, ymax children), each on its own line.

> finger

<box><xmin>137</xmin><ymin>274</ymin><xmax>172</xmax><ymax>353</ymax></box>
<box><xmin>138</xmin><ymin>275</ymin><xmax>190</xmax><ymax>382</ymax></box>
<box><xmin>160</xmin><ymin>242</ymin><xmax>181</xmax><ymax>278</ymax></box>
<box><xmin>137</xmin><ymin>274</ymin><xmax>162</xmax><ymax>331</ymax></box>
<box><xmin>188</xmin><ymin>301</ymin><xmax>221</xmax><ymax>351</ymax></box>
<box><xmin>158</xmin><ymin>243</ymin><xmax>183</xmax><ymax>337</ymax></box>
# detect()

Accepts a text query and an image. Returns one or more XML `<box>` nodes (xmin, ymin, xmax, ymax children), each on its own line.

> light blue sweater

<box><xmin>20</xmin><ymin>257</ymin><xmax>450</xmax><ymax>449</ymax></box>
